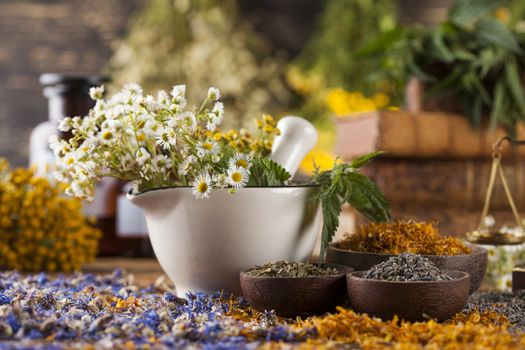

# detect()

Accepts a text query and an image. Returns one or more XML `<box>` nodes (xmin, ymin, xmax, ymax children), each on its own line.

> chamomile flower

<box><xmin>89</xmin><ymin>85</ymin><xmax>104</xmax><ymax>100</ymax></box>
<box><xmin>123</xmin><ymin>83</ymin><xmax>143</xmax><ymax>96</ymax></box>
<box><xmin>228</xmin><ymin>152</ymin><xmax>252</xmax><ymax>170</ymax></box>
<box><xmin>192</xmin><ymin>172</ymin><xmax>212</xmax><ymax>199</ymax></box>
<box><xmin>212</xmin><ymin>102</ymin><xmax>224</xmax><ymax>123</ymax></box>
<box><xmin>99</xmin><ymin>130</ymin><xmax>115</xmax><ymax>144</ymax></box>
<box><xmin>175</xmin><ymin>111</ymin><xmax>197</xmax><ymax>131</ymax></box>
<box><xmin>227</xmin><ymin>166</ymin><xmax>249</xmax><ymax>189</ymax></box>
<box><xmin>143</xmin><ymin>95</ymin><xmax>161</xmax><ymax>112</ymax></box>
<box><xmin>178</xmin><ymin>155</ymin><xmax>196</xmax><ymax>176</ymax></box>
<box><xmin>152</xmin><ymin>154</ymin><xmax>172</xmax><ymax>171</ymax></box>
<box><xmin>135</xmin><ymin>147</ymin><xmax>151</xmax><ymax>166</ymax></box>
<box><xmin>171</xmin><ymin>84</ymin><xmax>186</xmax><ymax>100</ymax></box>
<box><xmin>207</xmin><ymin>87</ymin><xmax>221</xmax><ymax>101</ymax></box>
<box><xmin>62</xmin><ymin>152</ymin><xmax>77</xmax><ymax>168</ymax></box>
<box><xmin>58</xmin><ymin>117</ymin><xmax>73</xmax><ymax>132</ymax></box>
<box><xmin>212</xmin><ymin>173</ymin><xmax>227</xmax><ymax>189</ymax></box>
<box><xmin>197</xmin><ymin>140</ymin><xmax>219</xmax><ymax>157</ymax></box>
<box><xmin>49</xmin><ymin>136</ymin><xmax>70</xmax><ymax>158</ymax></box>
<box><xmin>101</xmin><ymin>119</ymin><xmax>123</xmax><ymax>132</ymax></box>
<box><xmin>157</xmin><ymin>90</ymin><xmax>170</xmax><ymax>105</ymax></box>
<box><xmin>156</xmin><ymin>128</ymin><xmax>177</xmax><ymax>150</ymax></box>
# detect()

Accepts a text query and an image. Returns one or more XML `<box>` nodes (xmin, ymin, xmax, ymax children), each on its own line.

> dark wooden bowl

<box><xmin>347</xmin><ymin>270</ymin><xmax>470</xmax><ymax>322</ymax></box>
<box><xmin>240</xmin><ymin>264</ymin><xmax>352</xmax><ymax>317</ymax></box>
<box><xmin>512</xmin><ymin>266</ymin><xmax>525</xmax><ymax>292</ymax></box>
<box><xmin>327</xmin><ymin>244</ymin><xmax>487</xmax><ymax>294</ymax></box>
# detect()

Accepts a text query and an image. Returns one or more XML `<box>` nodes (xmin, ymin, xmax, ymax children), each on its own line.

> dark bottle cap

<box><xmin>39</xmin><ymin>73</ymin><xmax>108</xmax><ymax>96</ymax></box>
<box><xmin>39</xmin><ymin>73</ymin><xmax>109</xmax><ymax>123</ymax></box>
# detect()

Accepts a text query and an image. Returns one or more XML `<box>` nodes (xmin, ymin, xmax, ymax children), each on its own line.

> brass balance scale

<box><xmin>466</xmin><ymin>136</ymin><xmax>525</xmax><ymax>246</ymax></box>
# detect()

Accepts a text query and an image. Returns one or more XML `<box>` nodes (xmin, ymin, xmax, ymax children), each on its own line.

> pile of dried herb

<box><xmin>245</xmin><ymin>261</ymin><xmax>339</xmax><ymax>277</ymax></box>
<box><xmin>465</xmin><ymin>289</ymin><xmax>525</xmax><ymax>330</ymax></box>
<box><xmin>363</xmin><ymin>253</ymin><xmax>452</xmax><ymax>282</ymax></box>
<box><xmin>334</xmin><ymin>220</ymin><xmax>471</xmax><ymax>256</ymax></box>
<box><xmin>300</xmin><ymin>307</ymin><xmax>517</xmax><ymax>350</ymax></box>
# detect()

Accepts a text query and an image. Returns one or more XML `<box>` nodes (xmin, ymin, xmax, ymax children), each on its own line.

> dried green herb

<box><xmin>245</xmin><ymin>261</ymin><xmax>338</xmax><ymax>277</ymax></box>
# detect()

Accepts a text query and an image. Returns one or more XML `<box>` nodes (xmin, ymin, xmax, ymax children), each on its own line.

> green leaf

<box><xmin>356</xmin><ymin>27</ymin><xmax>406</xmax><ymax>57</ymax></box>
<box><xmin>350</xmin><ymin>151</ymin><xmax>384</xmax><ymax>169</ymax></box>
<box><xmin>470</xmin><ymin>73</ymin><xmax>492</xmax><ymax>105</ymax></box>
<box><xmin>247</xmin><ymin>157</ymin><xmax>291</xmax><ymax>187</ymax></box>
<box><xmin>478</xmin><ymin>47</ymin><xmax>506</xmax><ymax>77</ymax></box>
<box><xmin>475</xmin><ymin>19</ymin><xmax>522</xmax><ymax>53</ymax></box>
<box><xmin>319</xmin><ymin>191</ymin><xmax>342</xmax><ymax>262</ymax></box>
<box><xmin>346</xmin><ymin>172</ymin><xmax>392</xmax><ymax>223</ymax></box>
<box><xmin>430</xmin><ymin>29</ymin><xmax>454</xmax><ymax>63</ymax></box>
<box><xmin>490</xmin><ymin>80</ymin><xmax>505</xmax><ymax>129</ymax></box>
<box><xmin>504</xmin><ymin>58</ymin><xmax>525</xmax><ymax>116</ymax></box>
<box><xmin>449</xmin><ymin>0</ymin><xmax>502</xmax><ymax>27</ymax></box>
<box><xmin>425</xmin><ymin>67</ymin><xmax>462</xmax><ymax>98</ymax></box>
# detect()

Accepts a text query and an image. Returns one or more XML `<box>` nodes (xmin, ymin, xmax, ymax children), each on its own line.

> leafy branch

<box><xmin>312</xmin><ymin>151</ymin><xmax>392</xmax><ymax>261</ymax></box>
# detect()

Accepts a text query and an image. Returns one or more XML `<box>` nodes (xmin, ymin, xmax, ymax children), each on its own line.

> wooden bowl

<box><xmin>240</xmin><ymin>264</ymin><xmax>352</xmax><ymax>317</ymax></box>
<box><xmin>327</xmin><ymin>244</ymin><xmax>487</xmax><ymax>294</ymax></box>
<box><xmin>347</xmin><ymin>270</ymin><xmax>470</xmax><ymax>322</ymax></box>
<box><xmin>512</xmin><ymin>266</ymin><xmax>525</xmax><ymax>292</ymax></box>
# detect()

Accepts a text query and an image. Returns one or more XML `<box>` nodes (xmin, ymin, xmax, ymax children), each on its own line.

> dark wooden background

<box><xmin>0</xmin><ymin>0</ymin><xmax>144</xmax><ymax>166</ymax></box>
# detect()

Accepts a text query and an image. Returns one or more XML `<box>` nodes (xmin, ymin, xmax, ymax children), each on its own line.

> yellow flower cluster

<box><xmin>0</xmin><ymin>159</ymin><xmax>101</xmax><ymax>272</ymax></box>
<box><xmin>210</xmin><ymin>114</ymin><xmax>280</xmax><ymax>156</ymax></box>
<box><xmin>286</xmin><ymin>67</ymin><xmax>323</xmax><ymax>96</ymax></box>
<box><xmin>326</xmin><ymin>88</ymin><xmax>392</xmax><ymax>116</ymax></box>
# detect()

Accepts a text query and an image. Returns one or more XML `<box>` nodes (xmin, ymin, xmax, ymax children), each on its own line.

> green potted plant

<box><xmin>362</xmin><ymin>0</ymin><xmax>525</xmax><ymax>131</ymax></box>
<box><xmin>52</xmin><ymin>83</ymin><xmax>391</xmax><ymax>295</ymax></box>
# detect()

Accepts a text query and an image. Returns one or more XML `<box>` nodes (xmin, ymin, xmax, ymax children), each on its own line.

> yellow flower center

<box><xmin>197</xmin><ymin>181</ymin><xmax>208</xmax><ymax>193</ymax></box>
<box><xmin>203</xmin><ymin>143</ymin><xmax>213</xmax><ymax>151</ymax></box>
<box><xmin>101</xmin><ymin>131</ymin><xmax>113</xmax><ymax>140</ymax></box>
<box><xmin>263</xmin><ymin>125</ymin><xmax>274</xmax><ymax>134</ymax></box>
<box><xmin>66</xmin><ymin>157</ymin><xmax>75</xmax><ymax>166</ymax></box>
<box><xmin>236</xmin><ymin>159</ymin><xmax>248</xmax><ymax>168</ymax></box>
<box><xmin>231</xmin><ymin>172</ymin><xmax>242</xmax><ymax>183</ymax></box>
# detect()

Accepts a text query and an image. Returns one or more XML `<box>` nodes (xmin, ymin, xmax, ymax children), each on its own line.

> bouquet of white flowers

<box><xmin>50</xmin><ymin>83</ymin><xmax>281</xmax><ymax>200</ymax></box>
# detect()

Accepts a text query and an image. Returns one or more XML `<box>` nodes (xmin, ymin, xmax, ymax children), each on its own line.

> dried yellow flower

<box><xmin>335</xmin><ymin>220</ymin><xmax>471</xmax><ymax>256</ymax></box>
<box><xmin>0</xmin><ymin>159</ymin><xmax>101</xmax><ymax>272</ymax></box>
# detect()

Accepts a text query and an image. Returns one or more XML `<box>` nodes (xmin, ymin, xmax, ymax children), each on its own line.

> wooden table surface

<box><xmin>82</xmin><ymin>258</ymin><xmax>166</xmax><ymax>287</ymax></box>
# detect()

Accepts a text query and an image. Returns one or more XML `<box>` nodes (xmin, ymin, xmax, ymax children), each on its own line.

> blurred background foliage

<box><xmin>109</xmin><ymin>0</ymin><xmax>525</xmax><ymax>170</ymax></box>
<box><xmin>109</xmin><ymin>0</ymin><xmax>292</xmax><ymax>129</ymax></box>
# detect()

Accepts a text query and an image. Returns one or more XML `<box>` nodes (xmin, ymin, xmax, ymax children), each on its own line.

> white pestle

<box><xmin>270</xmin><ymin>116</ymin><xmax>318</xmax><ymax>178</ymax></box>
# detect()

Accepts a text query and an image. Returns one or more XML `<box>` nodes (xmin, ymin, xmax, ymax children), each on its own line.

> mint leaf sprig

<box><xmin>247</xmin><ymin>157</ymin><xmax>291</xmax><ymax>187</ymax></box>
<box><xmin>313</xmin><ymin>151</ymin><xmax>392</xmax><ymax>262</ymax></box>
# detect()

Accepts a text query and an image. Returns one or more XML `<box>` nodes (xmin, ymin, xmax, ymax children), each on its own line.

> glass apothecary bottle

<box><xmin>29</xmin><ymin>74</ymin><xmax>153</xmax><ymax>257</ymax></box>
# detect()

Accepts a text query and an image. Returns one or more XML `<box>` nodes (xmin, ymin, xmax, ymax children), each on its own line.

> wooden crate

<box><xmin>334</xmin><ymin>110</ymin><xmax>525</xmax><ymax>160</ymax></box>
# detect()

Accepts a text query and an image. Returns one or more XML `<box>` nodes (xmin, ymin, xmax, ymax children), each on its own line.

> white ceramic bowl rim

<box><xmin>129</xmin><ymin>184</ymin><xmax>321</xmax><ymax>197</ymax></box>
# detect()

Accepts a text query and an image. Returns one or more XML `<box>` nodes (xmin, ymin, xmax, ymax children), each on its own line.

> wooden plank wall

<box><xmin>0</xmin><ymin>0</ymin><xmax>144</xmax><ymax>166</ymax></box>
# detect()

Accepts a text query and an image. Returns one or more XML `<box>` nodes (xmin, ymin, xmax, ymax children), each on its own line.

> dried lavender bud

<box><xmin>363</xmin><ymin>253</ymin><xmax>453</xmax><ymax>282</ymax></box>
<box><xmin>465</xmin><ymin>289</ymin><xmax>525</xmax><ymax>330</ymax></box>
<box><xmin>245</xmin><ymin>261</ymin><xmax>338</xmax><ymax>277</ymax></box>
